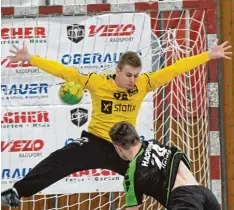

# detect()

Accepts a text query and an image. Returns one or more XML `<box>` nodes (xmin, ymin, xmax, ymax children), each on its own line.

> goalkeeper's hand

<box><xmin>9</xmin><ymin>42</ymin><xmax>32</xmax><ymax>63</ymax></box>
<box><xmin>208</xmin><ymin>39</ymin><xmax>232</xmax><ymax>60</ymax></box>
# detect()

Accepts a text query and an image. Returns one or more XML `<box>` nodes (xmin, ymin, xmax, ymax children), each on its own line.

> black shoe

<box><xmin>1</xmin><ymin>188</ymin><xmax>19</xmax><ymax>208</ymax></box>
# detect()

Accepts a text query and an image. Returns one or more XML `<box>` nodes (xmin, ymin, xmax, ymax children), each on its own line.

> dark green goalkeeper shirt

<box><xmin>123</xmin><ymin>140</ymin><xmax>191</xmax><ymax>208</ymax></box>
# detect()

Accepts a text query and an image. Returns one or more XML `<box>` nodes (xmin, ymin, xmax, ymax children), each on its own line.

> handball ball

<box><xmin>59</xmin><ymin>81</ymin><xmax>83</xmax><ymax>105</ymax></box>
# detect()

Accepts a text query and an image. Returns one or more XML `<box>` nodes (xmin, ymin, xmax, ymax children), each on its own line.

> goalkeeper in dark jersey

<box><xmin>1</xmin><ymin>40</ymin><xmax>232</xmax><ymax>207</ymax></box>
<box><xmin>109</xmin><ymin>121</ymin><xmax>221</xmax><ymax>210</ymax></box>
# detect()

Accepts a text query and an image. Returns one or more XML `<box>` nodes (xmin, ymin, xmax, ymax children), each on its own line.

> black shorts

<box><xmin>167</xmin><ymin>185</ymin><xmax>221</xmax><ymax>210</ymax></box>
<box><xmin>13</xmin><ymin>131</ymin><xmax>129</xmax><ymax>198</ymax></box>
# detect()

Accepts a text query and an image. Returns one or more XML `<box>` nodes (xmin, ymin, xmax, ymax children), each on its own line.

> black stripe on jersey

<box><xmin>143</xmin><ymin>73</ymin><xmax>152</xmax><ymax>89</ymax></box>
<box><xmin>84</xmin><ymin>73</ymin><xmax>95</xmax><ymax>88</ymax></box>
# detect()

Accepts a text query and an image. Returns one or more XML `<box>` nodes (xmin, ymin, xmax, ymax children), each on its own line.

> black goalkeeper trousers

<box><xmin>13</xmin><ymin>131</ymin><xmax>129</xmax><ymax>198</ymax></box>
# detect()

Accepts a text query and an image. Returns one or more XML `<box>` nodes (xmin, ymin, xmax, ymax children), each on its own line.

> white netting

<box><xmin>1</xmin><ymin>3</ymin><xmax>210</xmax><ymax>210</ymax></box>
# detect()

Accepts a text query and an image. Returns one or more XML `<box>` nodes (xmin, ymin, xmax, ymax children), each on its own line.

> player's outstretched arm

<box><xmin>146</xmin><ymin>39</ymin><xmax>232</xmax><ymax>91</ymax></box>
<box><xmin>9</xmin><ymin>42</ymin><xmax>87</xmax><ymax>85</ymax></box>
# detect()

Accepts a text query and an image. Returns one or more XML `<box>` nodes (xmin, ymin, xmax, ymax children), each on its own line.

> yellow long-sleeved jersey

<box><xmin>31</xmin><ymin>52</ymin><xmax>210</xmax><ymax>142</ymax></box>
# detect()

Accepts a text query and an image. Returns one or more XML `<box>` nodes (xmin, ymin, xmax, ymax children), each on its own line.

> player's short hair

<box><xmin>109</xmin><ymin>121</ymin><xmax>139</xmax><ymax>150</ymax></box>
<box><xmin>117</xmin><ymin>51</ymin><xmax>142</xmax><ymax>70</ymax></box>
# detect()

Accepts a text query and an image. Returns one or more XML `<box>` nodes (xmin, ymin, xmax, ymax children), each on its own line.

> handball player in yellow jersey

<box><xmin>1</xmin><ymin>39</ymin><xmax>232</xmax><ymax>207</ymax></box>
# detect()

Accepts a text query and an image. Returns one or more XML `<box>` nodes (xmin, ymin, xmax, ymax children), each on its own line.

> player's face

<box><xmin>116</xmin><ymin>65</ymin><xmax>142</xmax><ymax>90</ymax></box>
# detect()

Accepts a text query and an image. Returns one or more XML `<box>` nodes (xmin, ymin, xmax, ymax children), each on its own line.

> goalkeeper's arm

<box><xmin>144</xmin><ymin>39</ymin><xmax>232</xmax><ymax>91</ymax></box>
<box><xmin>8</xmin><ymin>43</ymin><xmax>90</xmax><ymax>88</ymax></box>
<box><xmin>30</xmin><ymin>55</ymin><xmax>89</xmax><ymax>87</ymax></box>
<box><xmin>145</xmin><ymin>52</ymin><xmax>210</xmax><ymax>91</ymax></box>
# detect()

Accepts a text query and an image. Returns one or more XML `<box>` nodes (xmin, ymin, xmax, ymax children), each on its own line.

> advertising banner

<box><xmin>1</xmin><ymin>13</ymin><xmax>153</xmax><ymax>106</ymax></box>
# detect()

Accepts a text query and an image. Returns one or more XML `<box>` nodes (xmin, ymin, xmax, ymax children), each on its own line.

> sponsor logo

<box><xmin>114</xmin><ymin>103</ymin><xmax>136</xmax><ymax>112</ymax></box>
<box><xmin>1</xmin><ymin>139</ymin><xmax>44</xmax><ymax>152</ymax></box>
<box><xmin>1</xmin><ymin>139</ymin><xmax>44</xmax><ymax>158</ymax></box>
<box><xmin>1</xmin><ymin>27</ymin><xmax>47</xmax><ymax>44</ymax></box>
<box><xmin>1</xmin><ymin>57</ymin><xmax>39</xmax><ymax>74</ymax></box>
<box><xmin>1</xmin><ymin>83</ymin><xmax>48</xmax><ymax>100</ymax></box>
<box><xmin>127</xmin><ymin>85</ymin><xmax>138</xmax><ymax>96</ymax></box>
<box><xmin>101</xmin><ymin>100</ymin><xmax>113</xmax><ymax>114</ymax></box>
<box><xmin>62</xmin><ymin>52</ymin><xmax>122</xmax><ymax>65</ymax></box>
<box><xmin>101</xmin><ymin>100</ymin><xmax>136</xmax><ymax>114</ymax></box>
<box><xmin>61</xmin><ymin>51</ymin><xmax>142</xmax><ymax>70</ymax></box>
<box><xmin>66</xmin><ymin>24</ymin><xmax>135</xmax><ymax>43</ymax></box>
<box><xmin>67</xmin><ymin>24</ymin><xmax>85</xmax><ymax>43</ymax></box>
<box><xmin>1</xmin><ymin>168</ymin><xmax>32</xmax><ymax>181</ymax></box>
<box><xmin>70</xmin><ymin>108</ymin><xmax>88</xmax><ymax>127</ymax></box>
<box><xmin>1</xmin><ymin>111</ymin><xmax>50</xmax><ymax>129</ymax></box>
<box><xmin>65</xmin><ymin>169</ymin><xmax>120</xmax><ymax>183</ymax></box>
<box><xmin>88</xmin><ymin>24</ymin><xmax>135</xmax><ymax>43</ymax></box>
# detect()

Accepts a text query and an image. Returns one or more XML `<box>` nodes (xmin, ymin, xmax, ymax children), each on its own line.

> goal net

<box><xmin>1</xmin><ymin>1</ymin><xmax>218</xmax><ymax>209</ymax></box>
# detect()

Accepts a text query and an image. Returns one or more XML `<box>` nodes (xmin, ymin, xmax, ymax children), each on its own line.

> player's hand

<box><xmin>208</xmin><ymin>39</ymin><xmax>232</xmax><ymax>60</ymax></box>
<box><xmin>9</xmin><ymin>42</ymin><xmax>32</xmax><ymax>63</ymax></box>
